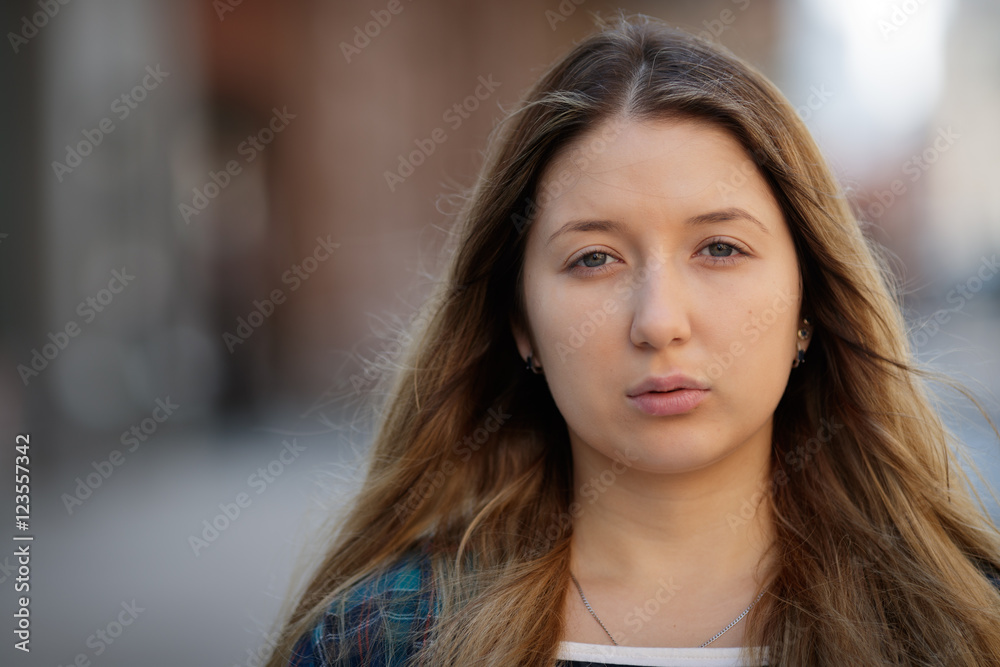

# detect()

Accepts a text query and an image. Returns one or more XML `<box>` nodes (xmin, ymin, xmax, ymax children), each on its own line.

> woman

<box><xmin>266</xmin><ymin>12</ymin><xmax>1000</xmax><ymax>666</ymax></box>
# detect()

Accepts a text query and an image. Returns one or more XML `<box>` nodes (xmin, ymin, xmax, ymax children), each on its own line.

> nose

<box><xmin>628</xmin><ymin>260</ymin><xmax>692</xmax><ymax>349</ymax></box>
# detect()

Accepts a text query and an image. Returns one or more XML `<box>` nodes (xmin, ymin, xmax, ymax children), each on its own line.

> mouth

<box><xmin>626</xmin><ymin>374</ymin><xmax>710</xmax><ymax>397</ymax></box>
<box><xmin>628</xmin><ymin>387</ymin><xmax>708</xmax><ymax>416</ymax></box>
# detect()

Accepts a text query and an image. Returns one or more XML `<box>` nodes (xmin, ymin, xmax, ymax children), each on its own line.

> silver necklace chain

<box><xmin>570</xmin><ymin>572</ymin><xmax>765</xmax><ymax>648</ymax></box>
<box><xmin>570</xmin><ymin>572</ymin><xmax>620</xmax><ymax>645</ymax></box>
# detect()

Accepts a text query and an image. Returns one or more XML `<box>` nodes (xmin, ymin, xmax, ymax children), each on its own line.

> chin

<box><xmin>621</xmin><ymin>441</ymin><xmax>735</xmax><ymax>475</ymax></box>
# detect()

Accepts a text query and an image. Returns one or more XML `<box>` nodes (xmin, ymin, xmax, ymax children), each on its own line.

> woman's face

<box><xmin>513</xmin><ymin>116</ymin><xmax>807</xmax><ymax>475</ymax></box>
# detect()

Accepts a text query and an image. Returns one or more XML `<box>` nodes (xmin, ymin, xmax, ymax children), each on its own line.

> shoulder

<box><xmin>286</xmin><ymin>544</ymin><xmax>438</xmax><ymax>667</ymax></box>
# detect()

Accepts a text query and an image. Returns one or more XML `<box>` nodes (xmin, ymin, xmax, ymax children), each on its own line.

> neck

<box><xmin>568</xmin><ymin>434</ymin><xmax>776</xmax><ymax>591</ymax></box>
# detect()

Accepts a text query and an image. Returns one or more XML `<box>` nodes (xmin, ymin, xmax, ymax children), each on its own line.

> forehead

<box><xmin>532</xmin><ymin>117</ymin><xmax>778</xmax><ymax>237</ymax></box>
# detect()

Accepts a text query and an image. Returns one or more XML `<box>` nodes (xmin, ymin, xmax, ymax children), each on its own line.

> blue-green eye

<box><xmin>569</xmin><ymin>249</ymin><xmax>621</xmax><ymax>274</ymax></box>
<box><xmin>707</xmin><ymin>242</ymin><xmax>737</xmax><ymax>256</ymax></box>
<box><xmin>579</xmin><ymin>251</ymin><xmax>611</xmax><ymax>268</ymax></box>
<box><xmin>698</xmin><ymin>238</ymin><xmax>749</xmax><ymax>265</ymax></box>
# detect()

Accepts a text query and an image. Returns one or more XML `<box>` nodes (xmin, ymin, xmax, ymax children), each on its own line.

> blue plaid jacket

<box><xmin>287</xmin><ymin>543</ymin><xmax>439</xmax><ymax>667</ymax></box>
<box><xmin>285</xmin><ymin>544</ymin><xmax>1000</xmax><ymax>667</ymax></box>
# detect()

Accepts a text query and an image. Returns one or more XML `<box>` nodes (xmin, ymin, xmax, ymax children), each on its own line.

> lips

<box><xmin>626</xmin><ymin>373</ymin><xmax>709</xmax><ymax>416</ymax></box>
<box><xmin>626</xmin><ymin>373</ymin><xmax>709</xmax><ymax>397</ymax></box>
<box><xmin>628</xmin><ymin>388</ymin><xmax>708</xmax><ymax>416</ymax></box>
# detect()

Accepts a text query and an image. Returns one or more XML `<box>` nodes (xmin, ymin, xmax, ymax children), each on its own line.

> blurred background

<box><xmin>1</xmin><ymin>0</ymin><xmax>999</xmax><ymax>664</ymax></box>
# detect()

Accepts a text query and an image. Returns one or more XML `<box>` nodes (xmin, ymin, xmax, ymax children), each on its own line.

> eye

<box><xmin>569</xmin><ymin>249</ymin><xmax>621</xmax><ymax>274</ymax></box>
<box><xmin>697</xmin><ymin>238</ymin><xmax>750</xmax><ymax>265</ymax></box>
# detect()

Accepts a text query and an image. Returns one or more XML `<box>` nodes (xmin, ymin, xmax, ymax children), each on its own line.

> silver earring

<box><xmin>525</xmin><ymin>353</ymin><xmax>543</xmax><ymax>374</ymax></box>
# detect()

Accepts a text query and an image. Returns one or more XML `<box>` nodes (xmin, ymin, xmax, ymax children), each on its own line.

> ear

<box><xmin>509</xmin><ymin>314</ymin><xmax>532</xmax><ymax>362</ymax></box>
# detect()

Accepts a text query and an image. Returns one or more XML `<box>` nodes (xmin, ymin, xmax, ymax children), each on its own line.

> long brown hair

<box><xmin>266</xmin><ymin>11</ymin><xmax>1000</xmax><ymax>665</ymax></box>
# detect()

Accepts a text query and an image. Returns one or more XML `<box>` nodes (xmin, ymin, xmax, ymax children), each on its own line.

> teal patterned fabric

<box><xmin>287</xmin><ymin>543</ymin><xmax>438</xmax><ymax>666</ymax></box>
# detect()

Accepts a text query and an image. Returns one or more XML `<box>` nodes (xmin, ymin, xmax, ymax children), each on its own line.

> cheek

<box><xmin>704</xmin><ymin>282</ymin><xmax>798</xmax><ymax>389</ymax></box>
<box><xmin>528</xmin><ymin>277</ymin><xmax>622</xmax><ymax>419</ymax></box>
<box><xmin>531</xmin><ymin>275</ymin><xmax>621</xmax><ymax>360</ymax></box>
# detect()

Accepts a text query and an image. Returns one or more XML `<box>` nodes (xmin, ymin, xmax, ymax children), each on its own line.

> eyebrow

<box><xmin>545</xmin><ymin>207</ymin><xmax>771</xmax><ymax>246</ymax></box>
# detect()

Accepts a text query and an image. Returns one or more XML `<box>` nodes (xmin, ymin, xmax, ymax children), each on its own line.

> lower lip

<box><xmin>628</xmin><ymin>389</ymin><xmax>708</xmax><ymax>416</ymax></box>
